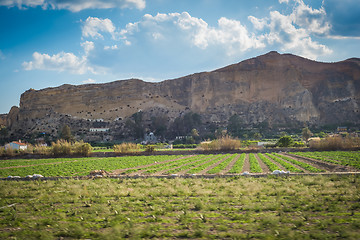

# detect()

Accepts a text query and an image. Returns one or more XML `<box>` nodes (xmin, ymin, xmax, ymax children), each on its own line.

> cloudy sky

<box><xmin>0</xmin><ymin>0</ymin><xmax>359</xmax><ymax>114</ymax></box>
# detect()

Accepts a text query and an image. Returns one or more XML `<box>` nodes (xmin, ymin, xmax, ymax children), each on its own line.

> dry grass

<box><xmin>51</xmin><ymin>140</ymin><xmax>92</xmax><ymax>156</ymax></box>
<box><xmin>113</xmin><ymin>142</ymin><xmax>140</xmax><ymax>153</ymax></box>
<box><xmin>200</xmin><ymin>136</ymin><xmax>241</xmax><ymax>151</ymax></box>
<box><xmin>309</xmin><ymin>135</ymin><xmax>360</xmax><ymax>150</ymax></box>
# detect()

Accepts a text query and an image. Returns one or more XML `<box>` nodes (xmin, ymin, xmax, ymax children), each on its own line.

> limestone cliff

<box><xmin>6</xmin><ymin>51</ymin><xmax>360</xmax><ymax>140</ymax></box>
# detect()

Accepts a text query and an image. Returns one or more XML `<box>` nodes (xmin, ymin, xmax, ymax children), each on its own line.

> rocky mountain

<box><xmin>5</xmin><ymin>51</ymin><xmax>360</xmax><ymax>141</ymax></box>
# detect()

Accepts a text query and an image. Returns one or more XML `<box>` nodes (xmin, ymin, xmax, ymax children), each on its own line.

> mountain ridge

<box><xmin>4</xmin><ymin>51</ymin><xmax>360</xmax><ymax>141</ymax></box>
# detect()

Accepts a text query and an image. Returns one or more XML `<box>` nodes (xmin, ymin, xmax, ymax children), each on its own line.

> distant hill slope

<box><xmin>6</xmin><ymin>51</ymin><xmax>360</xmax><ymax>140</ymax></box>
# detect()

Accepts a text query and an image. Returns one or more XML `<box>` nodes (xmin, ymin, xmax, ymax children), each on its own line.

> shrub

<box><xmin>32</xmin><ymin>144</ymin><xmax>51</xmax><ymax>155</ymax></box>
<box><xmin>73</xmin><ymin>141</ymin><xmax>93</xmax><ymax>156</ymax></box>
<box><xmin>309</xmin><ymin>135</ymin><xmax>360</xmax><ymax>150</ymax></box>
<box><xmin>200</xmin><ymin>136</ymin><xmax>241</xmax><ymax>151</ymax></box>
<box><xmin>264</xmin><ymin>143</ymin><xmax>277</xmax><ymax>148</ymax></box>
<box><xmin>145</xmin><ymin>145</ymin><xmax>155</xmax><ymax>152</ymax></box>
<box><xmin>51</xmin><ymin>140</ymin><xmax>72</xmax><ymax>156</ymax></box>
<box><xmin>113</xmin><ymin>142</ymin><xmax>140</xmax><ymax>153</ymax></box>
<box><xmin>0</xmin><ymin>147</ymin><xmax>4</xmax><ymax>157</ymax></box>
<box><xmin>276</xmin><ymin>136</ymin><xmax>294</xmax><ymax>147</ymax></box>
<box><xmin>173</xmin><ymin>144</ymin><xmax>197</xmax><ymax>149</ymax></box>
<box><xmin>293</xmin><ymin>141</ymin><xmax>305</xmax><ymax>148</ymax></box>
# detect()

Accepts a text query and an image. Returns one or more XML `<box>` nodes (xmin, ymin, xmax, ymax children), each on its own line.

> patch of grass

<box><xmin>1</xmin><ymin>176</ymin><xmax>360</xmax><ymax>239</ymax></box>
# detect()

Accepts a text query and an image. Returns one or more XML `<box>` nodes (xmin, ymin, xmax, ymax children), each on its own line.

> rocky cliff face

<box><xmin>6</xmin><ymin>51</ymin><xmax>360</xmax><ymax>140</ymax></box>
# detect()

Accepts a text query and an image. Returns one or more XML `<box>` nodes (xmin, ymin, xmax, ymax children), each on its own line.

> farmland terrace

<box><xmin>1</xmin><ymin>151</ymin><xmax>359</xmax><ymax>179</ymax></box>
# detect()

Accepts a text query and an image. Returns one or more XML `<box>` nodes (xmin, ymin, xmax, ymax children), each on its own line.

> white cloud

<box><xmin>82</xmin><ymin>78</ymin><xmax>96</xmax><ymax>84</ymax></box>
<box><xmin>0</xmin><ymin>0</ymin><xmax>145</xmax><ymax>11</ymax></box>
<box><xmin>248</xmin><ymin>16</ymin><xmax>267</xmax><ymax>30</ymax></box>
<box><xmin>104</xmin><ymin>44</ymin><xmax>118</xmax><ymax>50</ymax></box>
<box><xmin>0</xmin><ymin>0</ymin><xmax>44</xmax><ymax>9</ymax></box>
<box><xmin>0</xmin><ymin>50</ymin><xmax>5</xmax><ymax>60</ymax></box>
<box><xmin>293</xmin><ymin>1</ymin><xmax>330</xmax><ymax>35</ymax></box>
<box><xmin>82</xmin><ymin>17</ymin><xmax>116</xmax><ymax>39</ymax></box>
<box><xmin>120</xmin><ymin>12</ymin><xmax>265</xmax><ymax>56</ymax></box>
<box><xmin>22</xmin><ymin>51</ymin><xmax>95</xmax><ymax>74</ymax></box>
<box><xmin>81</xmin><ymin>41</ymin><xmax>95</xmax><ymax>55</ymax></box>
<box><xmin>249</xmin><ymin>1</ymin><xmax>332</xmax><ymax>59</ymax></box>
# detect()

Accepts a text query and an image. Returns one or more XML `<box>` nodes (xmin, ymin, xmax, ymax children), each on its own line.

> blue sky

<box><xmin>0</xmin><ymin>0</ymin><xmax>359</xmax><ymax>114</ymax></box>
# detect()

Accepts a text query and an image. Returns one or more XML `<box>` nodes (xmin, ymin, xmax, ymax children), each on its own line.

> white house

<box><xmin>143</xmin><ymin>132</ymin><xmax>157</xmax><ymax>144</ymax></box>
<box><xmin>5</xmin><ymin>141</ymin><xmax>28</xmax><ymax>150</ymax></box>
<box><xmin>89</xmin><ymin>128</ymin><xmax>109</xmax><ymax>132</ymax></box>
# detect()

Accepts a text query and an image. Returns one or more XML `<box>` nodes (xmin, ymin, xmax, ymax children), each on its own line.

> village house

<box><xmin>5</xmin><ymin>141</ymin><xmax>28</xmax><ymax>150</ymax></box>
<box><xmin>89</xmin><ymin>128</ymin><xmax>110</xmax><ymax>132</ymax></box>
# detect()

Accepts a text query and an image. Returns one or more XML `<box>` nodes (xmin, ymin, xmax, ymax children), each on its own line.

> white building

<box><xmin>89</xmin><ymin>128</ymin><xmax>109</xmax><ymax>132</ymax></box>
<box><xmin>5</xmin><ymin>141</ymin><xmax>28</xmax><ymax>150</ymax></box>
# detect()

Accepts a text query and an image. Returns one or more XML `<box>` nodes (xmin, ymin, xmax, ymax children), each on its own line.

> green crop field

<box><xmin>289</xmin><ymin>151</ymin><xmax>360</xmax><ymax>170</ymax></box>
<box><xmin>1</xmin><ymin>151</ymin><xmax>360</xmax><ymax>178</ymax></box>
<box><xmin>1</xmin><ymin>176</ymin><xmax>359</xmax><ymax>239</ymax></box>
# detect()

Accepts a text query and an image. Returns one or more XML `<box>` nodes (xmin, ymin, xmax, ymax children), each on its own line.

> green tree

<box><xmin>253</xmin><ymin>132</ymin><xmax>262</xmax><ymax>140</ymax></box>
<box><xmin>227</xmin><ymin>114</ymin><xmax>242</xmax><ymax>137</ymax></box>
<box><xmin>61</xmin><ymin>125</ymin><xmax>72</xmax><ymax>141</ymax></box>
<box><xmin>60</xmin><ymin>125</ymin><xmax>73</xmax><ymax>142</ymax></box>
<box><xmin>0</xmin><ymin>126</ymin><xmax>8</xmax><ymax>138</ymax></box>
<box><xmin>242</xmin><ymin>133</ymin><xmax>249</xmax><ymax>140</ymax></box>
<box><xmin>190</xmin><ymin>128</ymin><xmax>200</xmax><ymax>143</ymax></box>
<box><xmin>276</xmin><ymin>136</ymin><xmax>294</xmax><ymax>147</ymax></box>
<box><xmin>215</xmin><ymin>128</ymin><xmax>227</xmax><ymax>139</ymax></box>
<box><xmin>124</xmin><ymin>111</ymin><xmax>146</xmax><ymax>140</ymax></box>
<box><xmin>302</xmin><ymin>127</ymin><xmax>313</xmax><ymax>142</ymax></box>
<box><xmin>170</xmin><ymin>112</ymin><xmax>201</xmax><ymax>137</ymax></box>
<box><xmin>318</xmin><ymin>131</ymin><xmax>327</xmax><ymax>138</ymax></box>
<box><xmin>150</xmin><ymin>115</ymin><xmax>168</xmax><ymax>140</ymax></box>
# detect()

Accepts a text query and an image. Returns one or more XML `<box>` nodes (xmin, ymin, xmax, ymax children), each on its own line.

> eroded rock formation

<box><xmin>5</xmin><ymin>51</ymin><xmax>360</xmax><ymax>140</ymax></box>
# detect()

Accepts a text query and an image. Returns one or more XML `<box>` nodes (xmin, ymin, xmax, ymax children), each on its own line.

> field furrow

<box><xmin>186</xmin><ymin>154</ymin><xmax>230</xmax><ymax>174</ymax></box>
<box><xmin>164</xmin><ymin>155</ymin><xmax>216</xmax><ymax>175</ymax></box>
<box><xmin>206</xmin><ymin>154</ymin><xmax>238</xmax><ymax>174</ymax></box>
<box><xmin>249</xmin><ymin>153</ymin><xmax>262</xmax><ymax>173</ymax></box>
<box><xmin>273</xmin><ymin>153</ymin><xmax>324</xmax><ymax>173</ymax></box>
<box><xmin>265</xmin><ymin>153</ymin><xmax>303</xmax><ymax>173</ymax></box>
<box><xmin>257</xmin><ymin>153</ymin><xmax>283</xmax><ymax>172</ymax></box>
<box><xmin>228</xmin><ymin>153</ymin><xmax>246</xmax><ymax>174</ymax></box>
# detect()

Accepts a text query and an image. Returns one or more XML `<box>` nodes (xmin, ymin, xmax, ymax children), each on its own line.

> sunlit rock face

<box><xmin>6</xmin><ymin>51</ymin><xmax>360</xmax><ymax>139</ymax></box>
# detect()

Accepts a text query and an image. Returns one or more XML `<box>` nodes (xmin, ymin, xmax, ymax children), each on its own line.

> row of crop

<box><xmin>164</xmin><ymin>155</ymin><xmax>215</xmax><ymax>174</ymax></box>
<box><xmin>265</xmin><ymin>153</ymin><xmax>303</xmax><ymax>173</ymax></box>
<box><xmin>0</xmin><ymin>157</ymin><xmax>86</xmax><ymax>168</ymax></box>
<box><xmin>249</xmin><ymin>153</ymin><xmax>262</xmax><ymax>173</ymax></box>
<box><xmin>122</xmin><ymin>155</ymin><xmax>200</xmax><ymax>174</ymax></box>
<box><xmin>257</xmin><ymin>153</ymin><xmax>280</xmax><ymax>172</ymax></box>
<box><xmin>207</xmin><ymin>154</ymin><xmax>239</xmax><ymax>174</ymax></box>
<box><xmin>1</xmin><ymin>152</ymin><xmax>335</xmax><ymax>177</ymax></box>
<box><xmin>289</xmin><ymin>152</ymin><xmax>340</xmax><ymax>164</ymax></box>
<box><xmin>0</xmin><ymin>155</ymin><xmax>178</xmax><ymax>177</ymax></box>
<box><xmin>272</xmin><ymin>153</ymin><xmax>324</xmax><ymax>173</ymax></box>
<box><xmin>143</xmin><ymin>155</ymin><xmax>207</xmax><ymax>174</ymax></box>
<box><xmin>228</xmin><ymin>153</ymin><xmax>246</xmax><ymax>173</ymax></box>
<box><xmin>187</xmin><ymin>154</ymin><xmax>231</xmax><ymax>174</ymax></box>
<box><xmin>294</xmin><ymin>151</ymin><xmax>360</xmax><ymax>170</ymax></box>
